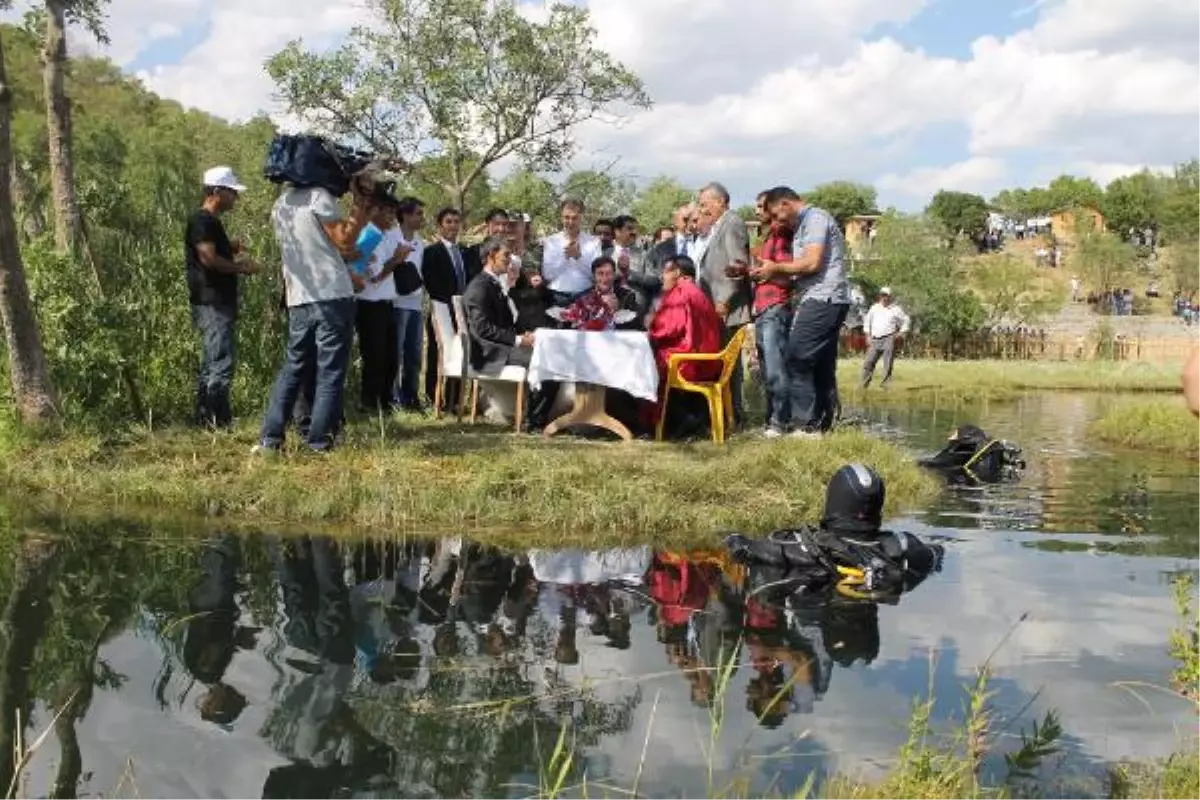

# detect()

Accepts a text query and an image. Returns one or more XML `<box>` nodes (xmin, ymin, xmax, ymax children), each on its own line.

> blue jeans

<box><xmin>787</xmin><ymin>300</ymin><xmax>849</xmax><ymax>433</ymax></box>
<box><xmin>191</xmin><ymin>304</ymin><xmax>237</xmax><ymax>427</ymax></box>
<box><xmin>393</xmin><ymin>307</ymin><xmax>424</xmax><ymax>407</ymax></box>
<box><xmin>754</xmin><ymin>304</ymin><xmax>792</xmax><ymax>429</ymax></box>
<box><xmin>260</xmin><ymin>298</ymin><xmax>356</xmax><ymax>451</ymax></box>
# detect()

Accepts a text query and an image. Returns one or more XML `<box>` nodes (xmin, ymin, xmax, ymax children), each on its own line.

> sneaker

<box><xmin>789</xmin><ymin>429</ymin><xmax>823</xmax><ymax>441</ymax></box>
<box><xmin>763</xmin><ymin>426</ymin><xmax>783</xmax><ymax>439</ymax></box>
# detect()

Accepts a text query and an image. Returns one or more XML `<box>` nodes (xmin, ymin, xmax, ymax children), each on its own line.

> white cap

<box><xmin>879</xmin><ymin>286</ymin><xmax>893</xmax><ymax>295</ymax></box>
<box><xmin>202</xmin><ymin>166</ymin><xmax>246</xmax><ymax>193</ymax></box>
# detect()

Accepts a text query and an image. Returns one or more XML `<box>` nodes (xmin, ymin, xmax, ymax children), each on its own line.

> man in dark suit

<box><xmin>462</xmin><ymin>208</ymin><xmax>510</xmax><ymax>283</ymax></box>
<box><xmin>648</xmin><ymin>202</ymin><xmax>697</xmax><ymax>274</ymax></box>
<box><xmin>423</xmin><ymin>207</ymin><xmax>470</xmax><ymax>409</ymax></box>
<box><xmin>462</xmin><ymin>235</ymin><xmax>558</xmax><ymax>430</ymax></box>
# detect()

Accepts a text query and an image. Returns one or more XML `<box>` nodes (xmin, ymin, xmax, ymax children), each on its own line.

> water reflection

<box><xmin>2</xmin><ymin>390</ymin><xmax>1197</xmax><ymax>797</ymax></box>
<box><xmin>3</xmin><ymin>525</ymin><xmax>962</xmax><ymax>798</ymax></box>
<box><xmin>860</xmin><ymin>393</ymin><xmax>1199</xmax><ymax>556</ymax></box>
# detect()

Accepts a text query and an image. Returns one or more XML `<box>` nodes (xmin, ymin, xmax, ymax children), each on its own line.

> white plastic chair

<box><xmin>448</xmin><ymin>295</ymin><xmax>528</xmax><ymax>432</ymax></box>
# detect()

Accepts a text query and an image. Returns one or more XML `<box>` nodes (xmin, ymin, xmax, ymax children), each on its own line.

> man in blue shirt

<box><xmin>753</xmin><ymin>186</ymin><xmax>850</xmax><ymax>436</ymax></box>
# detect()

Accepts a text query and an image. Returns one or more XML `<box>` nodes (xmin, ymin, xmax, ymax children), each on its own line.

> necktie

<box><xmin>450</xmin><ymin>243</ymin><xmax>465</xmax><ymax>291</ymax></box>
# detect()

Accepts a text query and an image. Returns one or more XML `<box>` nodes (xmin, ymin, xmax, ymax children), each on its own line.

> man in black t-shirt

<box><xmin>186</xmin><ymin>166</ymin><xmax>258</xmax><ymax>428</ymax></box>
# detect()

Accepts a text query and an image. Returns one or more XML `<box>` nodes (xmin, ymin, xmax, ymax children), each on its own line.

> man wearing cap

<box><xmin>860</xmin><ymin>287</ymin><xmax>910</xmax><ymax>389</ymax></box>
<box><xmin>185</xmin><ymin>166</ymin><xmax>259</xmax><ymax>429</ymax></box>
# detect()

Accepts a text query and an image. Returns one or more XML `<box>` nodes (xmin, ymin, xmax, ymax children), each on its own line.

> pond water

<box><xmin>2</xmin><ymin>392</ymin><xmax>1196</xmax><ymax>798</ymax></box>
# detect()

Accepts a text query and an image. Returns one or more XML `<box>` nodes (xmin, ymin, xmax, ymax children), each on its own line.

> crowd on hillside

<box><xmin>185</xmin><ymin>165</ymin><xmax>912</xmax><ymax>450</ymax></box>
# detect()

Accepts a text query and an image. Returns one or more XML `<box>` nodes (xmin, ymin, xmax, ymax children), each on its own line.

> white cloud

<box><xmin>877</xmin><ymin>157</ymin><xmax>1008</xmax><ymax>202</ymax></box>
<box><xmin>1062</xmin><ymin>160</ymin><xmax>1176</xmax><ymax>186</ymax></box>
<box><xmin>10</xmin><ymin>0</ymin><xmax>1196</xmax><ymax>210</ymax></box>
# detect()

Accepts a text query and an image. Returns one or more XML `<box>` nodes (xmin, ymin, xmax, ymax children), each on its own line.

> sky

<box><xmin>5</xmin><ymin>0</ymin><xmax>1198</xmax><ymax>210</ymax></box>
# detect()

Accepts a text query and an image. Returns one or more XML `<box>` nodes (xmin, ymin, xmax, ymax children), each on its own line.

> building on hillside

<box><xmin>845</xmin><ymin>214</ymin><xmax>882</xmax><ymax>250</ymax></box>
<box><xmin>1050</xmin><ymin>206</ymin><xmax>1106</xmax><ymax>242</ymax></box>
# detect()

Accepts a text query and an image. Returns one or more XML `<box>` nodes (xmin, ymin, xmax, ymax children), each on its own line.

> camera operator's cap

<box><xmin>879</xmin><ymin>286</ymin><xmax>892</xmax><ymax>296</ymax></box>
<box><xmin>203</xmin><ymin>166</ymin><xmax>247</xmax><ymax>193</ymax></box>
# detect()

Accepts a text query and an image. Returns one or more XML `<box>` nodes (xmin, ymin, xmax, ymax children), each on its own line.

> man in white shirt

<box><xmin>259</xmin><ymin>180</ymin><xmax>375</xmax><ymax>452</ymax></box>
<box><xmin>392</xmin><ymin>197</ymin><xmax>427</xmax><ymax>411</ymax></box>
<box><xmin>541</xmin><ymin>199</ymin><xmax>600</xmax><ymax>306</ymax></box>
<box><xmin>860</xmin><ymin>287</ymin><xmax>911</xmax><ymax>389</ymax></box>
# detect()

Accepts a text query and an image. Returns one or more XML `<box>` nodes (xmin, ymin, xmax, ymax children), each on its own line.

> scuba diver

<box><xmin>725</xmin><ymin>463</ymin><xmax>944</xmax><ymax>599</ymax></box>
<box><xmin>917</xmin><ymin>424</ymin><xmax>1025</xmax><ymax>484</ymax></box>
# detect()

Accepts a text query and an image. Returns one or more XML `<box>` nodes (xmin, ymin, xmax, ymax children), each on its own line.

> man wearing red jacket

<box><xmin>644</xmin><ymin>255</ymin><xmax>723</xmax><ymax>433</ymax></box>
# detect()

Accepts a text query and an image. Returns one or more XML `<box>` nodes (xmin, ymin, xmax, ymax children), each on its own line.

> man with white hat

<box><xmin>860</xmin><ymin>286</ymin><xmax>910</xmax><ymax>389</ymax></box>
<box><xmin>185</xmin><ymin>166</ymin><xmax>258</xmax><ymax>428</ymax></box>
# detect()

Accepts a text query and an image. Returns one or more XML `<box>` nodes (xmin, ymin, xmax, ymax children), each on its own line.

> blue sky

<box><xmin>8</xmin><ymin>0</ymin><xmax>1198</xmax><ymax>210</ymax></box>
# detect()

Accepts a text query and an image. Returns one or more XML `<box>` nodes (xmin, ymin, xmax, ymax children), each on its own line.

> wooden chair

<box><xmin>655</xmin><ymin>325</ymin><xmax>748</xmax><ymax>444</ymax></box>
<box><xmin>450</xmin><ymin>295</ymin><xmax>528</xmax><ymax>432</ymax></box>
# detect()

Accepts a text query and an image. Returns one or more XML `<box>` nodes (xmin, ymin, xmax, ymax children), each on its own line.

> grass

<box><xmin>841</xmin><ymin>357</ymin><xmax>1186</xmax><ymax>406</ymax></box>
<box><xmin>1089</xmin><ymin>397</ymin><xmax>1199</xmax><ymax>459</ymax></box>
<box><xmin>0</xmin><ymin>414</ymin><xmax>938</xmax><ymax>548</ymax></box>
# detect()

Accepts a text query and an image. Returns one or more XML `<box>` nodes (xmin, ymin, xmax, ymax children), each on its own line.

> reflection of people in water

<box><xmin>261</xmin><ymin>535</ymin><xmax>390</xmax><ymax>799</ymax></box>
<box><xmin>183</xmin><ymin>534</ymin><xmax>257</xmax><ymax>726</ymax></box>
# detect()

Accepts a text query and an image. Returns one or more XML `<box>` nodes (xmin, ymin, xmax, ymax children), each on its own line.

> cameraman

<box><xmin>258</xmin><ymin>173</ymin><xmax>380</xmax><ymax>453</ymax></box>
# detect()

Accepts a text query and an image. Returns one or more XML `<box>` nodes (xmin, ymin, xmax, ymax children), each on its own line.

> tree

<box><xmin>1160</xmin><ymin>159</ymin><xmax>1199</xmax><ymax>244</ymax></box>
<box><xmin>805</xmin><ymin>180</ymin><xmax>877</xmax><ymax>227</ymax></box>
<box><xmin>630</xmin><ymin>175</ymin><xmax>692</xmax><ymax>232</ymax></box>
<box><xmin>42</xmin><ymin>0</ymin><xmax>105</xmax><ymax>256</ymax></box>
<box><xmin>1103</xmin><ymin>170</ymin><xmax>1163</xmax><ymax>237</ymax></box>
<box><xmin>1076</xmin><ymin>230</ymin><xmax>1135</xmax><ymax>292</ymax></box>
<box><xmin>398</xmin><ymin>153</ymin><xmax>493</xmax><ymax>221</ymax></box>
<box><xmin>853</xmin><ymin>214</ymin><xmax>985</xmax><ymax>338</ymax></box>
<box><xmin>267</xmin><ymin>0</ymin><xmax>649</xmax><ymax>216</ymax></box>
<box><xmin>969</xmin><ymin>254</ymin><xmax>1061</xmax><ymax>328</ymax></box>
<box><xmin>1045</xmin><ymin>174</ymin><xmax>1103</xmax><ymax>212</ymax></box>
<box><xmin>558</xmin><ymin>168</ymin><xmax>634</xmax><ymax>223</ymax></box>
<box><xmin>0</xmin><ymin>19</ymin><xmax>58</xmax><ymax>421</ymax></box>
<box><xmin>491</xmin><ymin>166</ymin><xmax>557</xmax><ymax>232</ymax></box>
<box><xmin>926</xmin><ymin>190</ymin><xmax>989</xmax><ymax>245</ymax></box>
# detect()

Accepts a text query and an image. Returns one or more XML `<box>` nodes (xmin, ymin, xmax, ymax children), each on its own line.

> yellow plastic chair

<box><xmin>656</xmin><ymin>326</ymin><xmax>748</xmax><ymax>444</ymax></box>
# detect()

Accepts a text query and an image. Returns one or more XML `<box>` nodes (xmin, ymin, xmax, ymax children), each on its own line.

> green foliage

<box><xmin>967</xmin><ymin>253</ymin><xmax>1061</xmax><ymax>328</ymax></box>
<box><xmin>1076</xmin><ymin>230</ymin><xmax>1137</xmax><ymax>292</ymax></box>
<box><xmin>1104</xmin><ymin>170</ymin><xmax>1164</xmax><ymax>235</ymax></box>
<box><xmin>266</xmin><ymin>0</ymin><xmax>649</xmax><ymax>214</ymax></box>
<box><xmin>854</xmin><ymin>215</ymin><xmax>985</xmax><ymax>338</ymax></box>
<box><xmin>0</xmin><ymin>24</ymin><xmax>284</xmax><ymax>423</ymax></box>
<box><xmin>1169</xmin><ymin>241</ymin><xmax>1199</xmax><ymax>294</ymax></box>
<box><xmin>990</xmin><ymin>186</ymin><xmax>1054</xmax><ymax>219</ymax></box>
<box><xmin>1169</xmin><ymin>573</ymin><xmax>1199</xmax><ymax>701</ymax></box>
<box><xmin>1045</xmin><ymin>174</ymin><xmax>1104</xmax><ymax>211</ymax></box>
<box><xmin>630</xmin><ymin>175</ymin><xmax>693</xmax><ymax>232</ymax></box>
<box><xmin>491</xmin><ymin>167</ymin><xmax>558</xmax><ymax>232</ymax></box>
<box><xmin>399</xmin><ymin>154</ymin><xmax>494</xmax><ymax>221</ymax></box>
<box><xmin>927</xmin><ymin>190</ymin><xmax>989</xmax><ymax>244</ymax></box>
<box><xmin>558</xmin><ymin>168</ymin><xmax>635</xmax><ymax>223</ymax></box>
<box><xmin>805</xmin><ymin>180</ymin><xmax>877</xmax><ymax>227</ymax></box>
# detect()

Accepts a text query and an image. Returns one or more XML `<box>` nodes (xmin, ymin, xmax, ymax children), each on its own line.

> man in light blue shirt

<box><xmin>753</xmin><ymin>186</ymin><xmax>850</xmax><ymax>436</ymax></box>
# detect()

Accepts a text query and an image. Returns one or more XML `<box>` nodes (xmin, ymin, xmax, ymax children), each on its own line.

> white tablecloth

<box><xmin>527</xmin><ymin>329</ymin><xmax>659</xmax><ymax>401</ymax></box>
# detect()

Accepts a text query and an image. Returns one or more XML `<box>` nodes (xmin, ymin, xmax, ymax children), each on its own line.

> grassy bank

<box><xmin>0</xmin><ymin>416</ymin><xmax>937</xmax><ymax>547</ymax></box>
<box><xmin>1089</xmin><ymin>397</ymin><xmax>1199</xmax><ymax>458</ymax></box>
<box><xmin>841</xmin><ymin>357</ymin><xmax>1185</xmax><ymax>406</ymax></box>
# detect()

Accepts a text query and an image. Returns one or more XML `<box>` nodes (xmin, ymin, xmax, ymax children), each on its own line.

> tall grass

<box><xmin>841</xmin><ymin>358</ymin><xmax>1185</xmax><ymax>407</ymax></box>
<box><xmin>0</xmin><ymin>416</ymin><xmax>938</xmax><ymax>547</ymax></box>
<box><xmin>1089</xmin><ymin>397</ymin><xmax>1199</xmax><ymax>458</ymax></box>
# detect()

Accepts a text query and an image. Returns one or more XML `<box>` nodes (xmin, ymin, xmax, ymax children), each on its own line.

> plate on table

<box><xmin>613</xmin><ymin>310</ymin><xmax>636</xmax><ymax>324</ymax></box>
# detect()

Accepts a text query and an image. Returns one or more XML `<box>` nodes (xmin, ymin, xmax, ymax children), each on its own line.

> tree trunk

<box><xmin>43</xmin><ymin>0</ymin><xmax>85</xmax><ymax>256</ymax></box>
<box><xmin>0</xmin><ymin>536</ymin><xmax>59</xmax><ymax>797</ymax></box>
<box><xmin>0</xmin><ymin>32</ymin><xmax>59</xmax><ymax>422</ymax></box>
<box><xmin>10</xmin><ymin>160</ymin><xmax>47</xmax><ymax>243</ymax></box>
